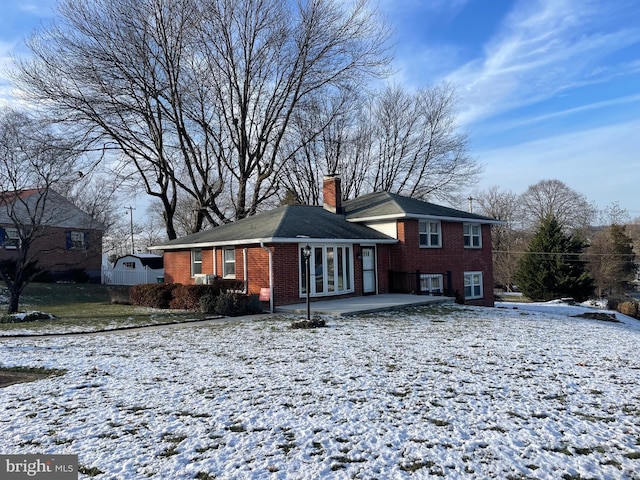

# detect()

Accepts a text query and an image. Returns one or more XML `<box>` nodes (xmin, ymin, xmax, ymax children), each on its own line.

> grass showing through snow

<box><xmin>0</xmin><ymin>304</ymin><xmax>639</xmax><ymax>478</ymax></box>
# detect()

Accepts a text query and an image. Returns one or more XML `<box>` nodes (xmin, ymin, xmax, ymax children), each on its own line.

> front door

<box><xmin>361</xmin><ymin>247</ymin><xmax>376</xmax><ymax>294</ymax></box>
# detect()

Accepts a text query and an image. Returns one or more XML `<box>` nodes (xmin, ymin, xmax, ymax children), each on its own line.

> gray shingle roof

<box><xmin>154</xmin><ymin>205</ymin><xmax>396</xmax><ymax>249</ymax></box>
<box><xmin>153</xmin><ymin>192</ymin><xmax>501</xmax><ymax>250</ymax></box>
<box><xmin>343</xmin><ymin>191</ymin><xmax>501</xmax><ymax>223</ymax></box>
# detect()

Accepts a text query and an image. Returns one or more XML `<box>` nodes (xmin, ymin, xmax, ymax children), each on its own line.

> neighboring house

<box><xmin>0</xmin><ymin>188</ymin><xmax>103</xmax><ymax>282</ymax></box>
<box><xmin>102</xmin><ymin>253</ymin><xmax>164</xmax><ymax>285</ymax></box>
<box><xmin>151</xmin><ymin>176</ymin><xmax>501</xmax><ymax>310</ymax></box>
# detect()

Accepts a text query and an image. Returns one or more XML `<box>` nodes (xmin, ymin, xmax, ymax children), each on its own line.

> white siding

<box><xmin>364</xmin><ymin>221</ymin><xmax>397</xmax><ymax>239</ymax></box>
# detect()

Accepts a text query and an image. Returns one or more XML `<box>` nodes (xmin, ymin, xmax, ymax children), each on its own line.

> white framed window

<box><xmin>420</xmin><ymin>274</ymin><xmax>443</xmax><ymax>294</ymax></box>
<box><xmin>191</xmin><ymin>249</ymin><xmax>202</xmax><ymax>276</ymax></box>
<box><xmin>71</xmin><ymin>231</ymin><xmax>86</xmax><ymax>249</ymax></box>
<box><xmin>464</xmin><ymin>272</ymin><xmax>483</xmax><ymax>299</ymax></box>
<box><xmin>4</xmin><ymin>228</ymin><xmax>20</xmax><ymax>249</ymax></box>
<box><xmin>123</xmin><ymin>261</ymin><xmax>136</xmax><ymax>269</ymax></box>
<box><xmin>223</xmin><ymin>248</ymin><xmax>236</xmax><ymax>278</ymax></box>
<box><xmin>419</xmin><ymin>221</ymin><xmax>441</xmax><ymax>247</ymax></box>
<box><xmin>300</xmin><ymin>244</ymin><xmax>353</xmax><ymax>297</ymax></box>
<box><xmin>66</xmin><ymin>231</ymin><xmax>87</xmax><ymax>250</ymax></box>
<box><xmin>463</xmin><ymin>223</ymin><xmax>482</xmax><ymax>248</ymax></box>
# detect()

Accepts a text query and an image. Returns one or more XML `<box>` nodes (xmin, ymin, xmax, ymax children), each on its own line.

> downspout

<box><xmin>259</xmin><ymin>241</ymin><xmax>274</xmax><ymax>313</ymax></box>
<box><xmin>243</xmin><ymin>248</ymin><xmax>248</xmax><ymax>294</ymax></box>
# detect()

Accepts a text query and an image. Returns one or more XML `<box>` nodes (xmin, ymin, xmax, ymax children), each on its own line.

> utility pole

<box><xmin>125</xmin><ymin>206</ymin><xmax>136</xmax><ymax>254</ymax></box>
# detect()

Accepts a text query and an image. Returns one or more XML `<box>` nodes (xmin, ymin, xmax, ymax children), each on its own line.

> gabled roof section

<box><xmin>343</xmin><ymin>191</ymin><xmax>502</xmax><ymax>224</ymax></box>
<box><xmin>152</xmin><ymin>204</ymin><xmax>396</xmax><ymax>250</ymax></box>
<box><xmin>0</xmin><ymin>188</ymin><xmax>103</xmax><ymax>230</ymax></box>
<box><xmin>116</xmin><ymin>254</ymin><xmax>164</xmax><ymax>269</ymax></box>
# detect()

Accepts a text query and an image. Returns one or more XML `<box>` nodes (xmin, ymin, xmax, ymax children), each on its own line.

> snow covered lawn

<box><xmin>1</xmin><ymin>303</ymin><xmax>639</xmax><ymax>479</ymax></box>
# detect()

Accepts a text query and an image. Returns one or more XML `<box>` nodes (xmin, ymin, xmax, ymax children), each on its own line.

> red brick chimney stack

<box><xmin>323</xmin><ymin>174</ymin><xmax>342</xmax><ymax>214</ymax></box>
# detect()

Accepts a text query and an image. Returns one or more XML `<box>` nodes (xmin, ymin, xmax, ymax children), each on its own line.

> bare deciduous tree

<box><xmin>280</xmin><ymin>83</ymin><xmax>480</xmax><ymax>206</ymax></box>
<box><xmin>588</xmin><ymin>224</ymin><xmax>636</xmax><ymax>297</ymax></box>
<box><xmin>519</xmin><ymin>179</ymin><xmax>597</xmax><ymax>232</ymax></box>
<box><xmin>370</xmin><ymin>83</ymin><xmax>480</xmax><ymax>203</ymax></box>
<box><xmin>14</xmin><ymin>0</ymin><xmax>391</xmax><ymax>240</ymax></box>
<box><xmin>0</xmin><ymin>108</ymin><xmax>92</xmax><ymax>313</ymax></box>
<box><xmin>194</xmin><ymin>0</ymin><xmax>391</xmax><ymax>218</ymax></box>
<box><xmin>474</xmin><ymin>186</ymin><xmax>526</xmax><ymax>291</ymax></box>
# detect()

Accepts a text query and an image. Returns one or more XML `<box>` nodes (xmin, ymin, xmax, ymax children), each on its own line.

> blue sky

<box><xmin>1</xmin><ymin>0</ymin><xmax>639</xmax><ymax>218</ymax></box>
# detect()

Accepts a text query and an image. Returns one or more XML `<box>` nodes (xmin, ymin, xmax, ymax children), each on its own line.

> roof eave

<box><xmin>150</xmin><ymin>236</ymin><xmax>398</xmax><ymax>250</ymax></box>
<box><xmin>347</xmin><ymin>213</ymin><xmax>503</xmax><ymax>225</ymax></box>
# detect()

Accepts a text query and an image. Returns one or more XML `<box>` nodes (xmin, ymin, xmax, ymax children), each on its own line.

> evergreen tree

<box><xmin>515</xmin><ymin>216</ymin><xmax>594</xmax><ymax>301</ymax></box>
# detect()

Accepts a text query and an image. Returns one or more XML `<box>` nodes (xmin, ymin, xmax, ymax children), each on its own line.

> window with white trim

<box><xmin>223</xmin><ymin>248</ymin><xmax>236</xmax><ymax>278</ymax></box>
<box><xmin>123</xmin><ymin>261</ymin><xmax>136</xmax><ymax>269</ymax></box>
<box><xmin>464</xmin><ymin>272</ymin><xmax>483</xmax><ymax>299</ymax></box>
<box><xmin>70</xmin><ymin>231</ymin><xmax>86</xmax><ymax>249</ymax></box>
<box><xmin>4</xmin><ymin>228</ymin><xmax>20</xmax><ymax>249</ymax></box>
<box><xmin>463</xmin><ymin>223</ymin><xmax>482</xmax><ymax>248</ymax></box>
<box><xmin>419</xmin><ymin>221</ymin><xmax>441</xmax><ymax>247</ymax></box>
<box><xmin>191</xmin><ymin>249</ymin><xmax>202</xmax><ymax>276</ymax></box>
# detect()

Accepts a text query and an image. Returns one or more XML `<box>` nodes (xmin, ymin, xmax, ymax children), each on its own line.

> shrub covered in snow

<box><xmin>0</xmin><ymin>311</ymin><xmax>55</xmax><ymax>324</ymax></box>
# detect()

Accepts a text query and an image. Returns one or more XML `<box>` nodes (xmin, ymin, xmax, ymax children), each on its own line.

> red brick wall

<box><xmin>392</xmin><ymin>219</ymin><xmax>494</xmax><ymax>306</ymax></box>
<box><xmin>163</xmin><ymin>250</ymin><xmax>191</xmax><ymax>284</ymax></box>
<box><xmin>162</xmin><ymin>221</ymin><xmax>495</xmax><ymax>307</ymax></box>
<box><xmin>0</xmin><ymin>226</ymin><xmax>103</xmax><ymax>280</ymax></box>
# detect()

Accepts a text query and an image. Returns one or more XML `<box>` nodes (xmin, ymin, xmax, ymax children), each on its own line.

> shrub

<box><xmin>244</xmin><ymin>294</ymin><xmax>264</xmax><ymax>314</ymax></box>
<box><xmin>212</xmin><ymin>291</ymin><xmax>243</xmax><ymax>316</ymax></box>
<box><xmin>199</xmin><ymin>293</ymin><xmax>218</xmax><ymax>313</ymax></box>
<box><xmin>108</xmin><ymin>286</ymin><xmax>131</xmax><ymax>305</ymax></box>
<box><xmin>130</xmin><ymin>284</ymin><xmax>176</xmax><ymax>309</ymax></box>
<box><xmin>170</xmin><ymin>284</ymin><xmax>217</xmax><ymax>310</ymax></box>
<box><xmin>618</xmin><ymin>301</ymin><xmax>639</xmax><ymax>319</ymax></box>
<box><xmin>608</xmin><ymin>296</ymin><xmax>640</xmax><ymax>320</ymax></box>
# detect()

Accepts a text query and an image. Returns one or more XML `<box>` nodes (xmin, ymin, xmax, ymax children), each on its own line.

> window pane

<box><xmin>337</xmin><ymin>247</ymin><xmax>344</xmax><ymax>291</ymax></box>
<box><xmin>300</xmin><ymin>248</ymin><xmax>308</xmax><ymax>294</ymax></box>
<box><xmin>345</xmin><ymin>247</ymin><xmax>351</xmax><ymax>290</ymax></box>
<box><xmin>314</xmin><ymin>247</ymin><xmax>324</xmax><ymax>293</ymax></box>
<box><xmin>327</xmin><ymin>247</ymin><xmax>335</xmax><ymax>292</ymax></box>
<box><xmin>192</xmin><ymin>250</ymin><xmax>202</xmax><ymax>275</ymax></box>
<box><xmin>224</xmin><ymin>248</ymin><xmax>235</xmax><ymax>277</ymax></box>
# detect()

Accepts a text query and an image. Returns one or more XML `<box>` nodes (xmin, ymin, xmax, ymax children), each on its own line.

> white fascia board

<box><xmin>348</xmin><ymin>213</ymin><xmax>503</xmax><ymax>225</ymax></box>
<box><xmin>150</xmin><ymin>236</ymin><xmax>398</xmax><ymax>250</ymax></box>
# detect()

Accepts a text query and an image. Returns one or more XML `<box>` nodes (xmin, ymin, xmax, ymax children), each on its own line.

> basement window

<box><xmin>464</xmin><ymin>272</ymin><xmax>483</xmax><ymax>299</ymax></box>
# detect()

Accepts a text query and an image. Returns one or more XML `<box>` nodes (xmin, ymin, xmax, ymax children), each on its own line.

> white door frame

<box><xmin>361</xmin><ymin>245</ymin><xmax>377</xmax><ymax>295</ymax></box>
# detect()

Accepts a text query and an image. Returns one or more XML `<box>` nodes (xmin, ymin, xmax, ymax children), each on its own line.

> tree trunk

<box><xmin>7</xmin><ymin>291</ymin><xmax>20</xmax><ymax>315</ymax></box>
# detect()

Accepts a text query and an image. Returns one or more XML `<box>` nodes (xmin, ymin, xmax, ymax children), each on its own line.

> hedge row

<box><xmin>129</xmin><ymin>279</ymin><xmax>260</xmax><ymax>316</ymax></box>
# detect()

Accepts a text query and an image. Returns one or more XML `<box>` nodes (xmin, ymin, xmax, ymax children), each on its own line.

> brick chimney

<box><xmin>323</xmin><ymin>174</ymin><xmax>342</xmax><ymax>214</ymax></box>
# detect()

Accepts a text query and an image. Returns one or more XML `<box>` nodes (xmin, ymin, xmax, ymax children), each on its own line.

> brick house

<box><xmin>153</xmin><ymin>176</ymin><xmax>501</xmax><ymax>310</ymax></box>
<box><xmin>0</xmin><ymin>189</ymin><xmax>104</xmax><ymax>281</ymax></box>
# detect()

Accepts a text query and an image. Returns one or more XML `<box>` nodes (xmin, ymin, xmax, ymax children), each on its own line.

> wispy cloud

<box><xmin>447</xmin><ymin>0</ymin><xmax>640</xmax><ymax>125</ymax></box>
<box><xmin>475</xmin><ymin>119</ymin><xmax>640</xmax><ymax>213</ymax></box>
<box><xmin>15</xmin><ymin>1</ymin><xmax>56</xmax><ymax>17</ymax></box>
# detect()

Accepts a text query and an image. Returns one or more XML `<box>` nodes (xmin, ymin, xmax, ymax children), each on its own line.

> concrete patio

<box><xmin>275</xmin><ymin>293</ymin><xmax>454</xmax><ymax>316</ymax></box>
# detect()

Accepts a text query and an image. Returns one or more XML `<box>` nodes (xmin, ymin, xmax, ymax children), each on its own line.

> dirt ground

<box><xmin>0</xmin><ymin>371</ymin><xmax>52</xmax><ymax>388</ymax></box>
